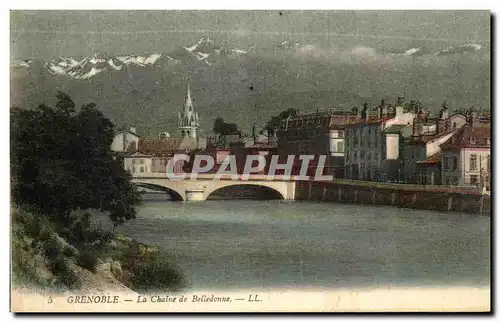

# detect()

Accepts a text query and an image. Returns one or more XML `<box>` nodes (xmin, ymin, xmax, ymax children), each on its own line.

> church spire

<box><xmin>178</xmin><ymin>82</ymin><xmax>199</xmax><ymax>139</ymax></box>
<box><xmin>184</xmin><ymin>83</ymin><xmax>193</xmax><ymax>114</ymax></box>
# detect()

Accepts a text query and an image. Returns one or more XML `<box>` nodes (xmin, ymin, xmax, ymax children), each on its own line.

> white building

<box><xmin>402</xmin><ymin>106</ymin><xmax>468</xmax><ymax>184</ymax></box>
<box><xmin>111</xmin><ymin>127</ymin><xmax>140</xmax><ymax>152</ymax></box>
<box><xmin>123</xmin><ymin>151</ymin><xmax>153</xmax><ymax>175</ymax></box>
<box><xmin>344</xmin><ymin>99</ymin><xmax>415</xmax><ymax>181</ymax></box>
<box><xmin>440</xmin><ymin>123</ymin><xmax>491</xmax><ymax>189</ymax></box>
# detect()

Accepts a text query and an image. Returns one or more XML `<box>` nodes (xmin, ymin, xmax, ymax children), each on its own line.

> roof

<box><xmin>416</xmin><ymin>151</ymin><xmax>442</xmax><ymax>164</ymax></box>
<box><xmin>123</xmin><ymin>151</ymin><xmax>151</xmax><ymax>158</ymax></box>
<box><xmin>384</xmin><ymin>124</ymin><xmax>409</xmax><ymax>134</ymax></box>
<box><xmin>116</xmin><ymin>129</ymin><xmax>140</xmax><ymax>138</ymax></box>
<box><xmin>407</xmin><ymin>129</ymin><xmax>456</xmax><ymax>145</ymax></box>
<box><xmin>138</xmin><ymin>137</ymin><xmax>203</xmax><ymax>157</ymax></box>
<box><xmin>344</xmin><ymin>116</ymin><xmax>395</xmax><ymax>127</ymax></box>
<box><xmin>440</xmin><ymin>124</ymin><xmax>491</xmax><ymax>150</ymax></box>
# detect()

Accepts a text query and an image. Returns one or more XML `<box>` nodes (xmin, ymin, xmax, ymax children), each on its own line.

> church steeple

<box><xmin>184</xmin><ymin>83</ymin><xmax>193</xmax><ymax>115</ymax></box>
<box><xmin>178</xmin><ymin>82</ymin><xmax>199</xmax><ymax>138</ymax></box>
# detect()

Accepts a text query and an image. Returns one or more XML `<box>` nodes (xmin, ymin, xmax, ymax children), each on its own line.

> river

<box><xmin>116</xmin><ymin>197</ymin><xmax>490</xmax><ymax>291</ymax></box>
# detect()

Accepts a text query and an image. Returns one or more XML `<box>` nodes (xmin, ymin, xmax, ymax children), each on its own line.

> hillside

<box><xmin>10</xmin><ymin>37</ymin><xmax>490</xmax><ymax>135</ymax></box>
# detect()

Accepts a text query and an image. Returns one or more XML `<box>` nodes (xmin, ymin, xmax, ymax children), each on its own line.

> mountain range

<box><xmin>10</xmin><ymin>37</ymin><xmax>490</xmax><ymax>136</ymax></box>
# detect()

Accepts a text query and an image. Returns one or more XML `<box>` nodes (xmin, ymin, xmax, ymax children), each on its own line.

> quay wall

<box><xmin>295</xmin><ymin>180</ymin><xmax>491</xmax><ymax>215</ymax></box>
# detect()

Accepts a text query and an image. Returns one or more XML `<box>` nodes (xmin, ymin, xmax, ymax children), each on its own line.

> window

<box><xmin>487</xmin><ymin>155</ymin><xmax>491</xmax><ymax>172</ymax></box>
<box><xmin>337</xmin><ymin>141</ymin><xmax>344</xmax><ymax>153</ymax></box>
<box><xmin>452</xmin><ymin>157</ymin><xmax>458</xmax><ymax>170</ymax></box>
<box><xmin>444</xmin><ymin>157</ymin><xmax>448</xmax><ymax>170</ymax></box>
<box><xmin>470</xmin><ymin>137</ymin><xmax>476</xmax><ymax>144</ymax></box>
<box><xmin>470</xmin><ymin>175</ymin><xmax>478</xmax><ymax>185</ymax></box>
<box><xmin>470</xmin><ymin>154</ymin><xmax>477</xmax><ymax>171</ymax></box>
<box><xmin>132</xmin><ymin>159</ymin><xmax>136</xmax><ymax>165</ymax></box>
<box><xmin>453</xmin><ymin>122</ymin><xmax>457</xmax><ymax>129</ymax></box>
<box><xmin>140</xmin><ymin>159</ymin><xmax>145</xmax><ymax>164</ymax></box>
<box><xmin>140</xmin><ymin>166</ymin><xmax>145</xmax><ymax>173</ymax></box>
<box><xmin>338</xmin><ymin>131</ymin><xmax>344</xmax><ymax>138</ymax></box>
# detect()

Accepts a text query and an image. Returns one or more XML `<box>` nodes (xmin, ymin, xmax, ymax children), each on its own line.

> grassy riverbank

<box><xmin>11</xmin><ymin>205</ymin><xmax>185</xmax><ymax>293</ymax></box>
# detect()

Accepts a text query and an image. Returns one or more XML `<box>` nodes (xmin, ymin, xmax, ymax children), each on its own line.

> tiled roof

<box><xmin>138</xmin><ymin>137</ymin><xmax>202</xmax><ymax>157</ymax></box>
<box><xmin>384</xmin><ymin>124</ymin><xmax>409</xmax><ymax>134</ymax></box>
<box><xmin>440</xmin><ymin>124</ymin><xmax>491</xmax><ymax>150</ymax></box>
<box><xmin>416</xmin><ymin>151</ymin><xmax>442</xmax><ymax>164</ymax></box>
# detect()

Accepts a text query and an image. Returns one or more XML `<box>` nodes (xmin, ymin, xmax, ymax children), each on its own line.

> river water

<box><xmin>116</xmin><ymin>198</ymin><xmax>490</xmax><ymax>291</ymax></box>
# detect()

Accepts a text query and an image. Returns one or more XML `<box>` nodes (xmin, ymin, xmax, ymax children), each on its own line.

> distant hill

<box><xmin>10</xmin><ymin>37</ymin><xmax>490</xmax><ymax>136</ymax></box>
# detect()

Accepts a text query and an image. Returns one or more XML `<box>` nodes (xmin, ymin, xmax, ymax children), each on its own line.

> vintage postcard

<box><xmin>10</xmin><ymin>10</ymin><xmax>491</xmax><ymax>312</ymax></box>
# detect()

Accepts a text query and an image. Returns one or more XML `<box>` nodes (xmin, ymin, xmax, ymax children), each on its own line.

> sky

<box><xmin>10</xmin><ymin>10</ymin><xmax>491</xmax><ymax>59</ymax></box>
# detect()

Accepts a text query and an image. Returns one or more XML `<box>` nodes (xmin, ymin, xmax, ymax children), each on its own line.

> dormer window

<box><xmin>486</xmin><ymin>138</ymin><xmax>491</xmax><ymax>145</ymax></box>
<box><xmin>470</xmin><ymin>137</ymin><xmax>476</xmax><ymax>144</ymax></box>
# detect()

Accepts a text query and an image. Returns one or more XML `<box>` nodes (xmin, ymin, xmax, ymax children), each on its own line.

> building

<box><xmin>123</xmin><ymin>151</ymin><xmax>153</xmax><ymax>174</ymax></box>
<box><xmin>344</xmin><ymin>98</ymin><xmax>416</xmax><ymax>181</ymax></box>
<box><xmin>440</xmin><ymin>120</ymin><xmax>491</xmax><ymax>190</ymax></box>
<box><xmin>402</xmin><ymin>103</ymin><xmax>468</xmax><ymax>184</ymax></box>
<box><xmin>276</xmin><ymin>110</ymin><xmax>360</xmax><ymax>177</ymax></box>
<box><xmin>111</xmin><ymin>126</ymin><xmax>140</xmax><ymax>152</ymax></box>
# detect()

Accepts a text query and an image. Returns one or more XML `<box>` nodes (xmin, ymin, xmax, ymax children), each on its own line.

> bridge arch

<box><xmin>205</xmin><ymin>183</ymin><xmax>285</xmax><ymax>200</ymax></box>
<box><xmin>133</xmin><ymin>182</ymin><xmax>184</xmax><ymax>201</ymax></box>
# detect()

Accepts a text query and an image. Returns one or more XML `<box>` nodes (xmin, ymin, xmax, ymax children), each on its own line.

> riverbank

<box><xmin>295</xmin><ymin>181</ymin><xmax>491</xmax><ymax>215</ymax></box>
<box><xmin>11</xmin><ymin>205</ymin><xmax>184</xmax><ymax>294</ymax></box>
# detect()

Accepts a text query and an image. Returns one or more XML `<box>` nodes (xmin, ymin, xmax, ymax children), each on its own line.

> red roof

<box><xmin>416</xmin><ymin>151</ymin><xmax>442</xmax><ymax>164</ymax></box>
<box><xmin>138</xmin><ymin>138</ymin><xmax>183</xmax><ymax>157</ymax></box>
<box><xmin>440</xmin><ymin>124</ymin><xmax>491</xmax><ymax>150</ymax></box>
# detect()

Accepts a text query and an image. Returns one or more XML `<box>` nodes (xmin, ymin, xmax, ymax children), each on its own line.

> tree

<box><xmin>212</xmin><ymin>117</ymin><xmax>240</xmax><ymax>136</ymax></box>
<box><xmin>266</xmin><ymin>108</ymin><xmax>298</xmax><ymax>130</ymax></box>
<box><xmin>10</xmin><ymin>93</ymin><xmax>141</xmax><ymax>224</ymax></box>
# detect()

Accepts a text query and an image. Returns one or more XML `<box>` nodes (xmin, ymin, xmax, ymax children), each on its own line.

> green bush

<box><xmin>76</xmin><ymin>249</ymin><xmax>99</xmax><ymax>273</ymax></box>
<box><xmin>62</xmin><ymin>245</ymin><xmax>78</xmax><ymax>257</ymax></box>
<box><xmin>129</xmin><ymin>254</ymin><xmax>184</xmax><ymax>293</ymax></box>
<box><xmin>51</xmin><ymin>258</ymin><xmax>80</xmax><ymax>289</ymax></box>
<box><xmin>42</xmin><ymin>237</ymin><xmax>63</xmax><ymax>261</ymax></box>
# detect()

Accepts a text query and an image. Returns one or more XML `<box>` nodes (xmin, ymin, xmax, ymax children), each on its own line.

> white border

<box><xmin>2</xmin><ymin>2</ymin><xmax>497</xmax><ymax>320</ymax></box>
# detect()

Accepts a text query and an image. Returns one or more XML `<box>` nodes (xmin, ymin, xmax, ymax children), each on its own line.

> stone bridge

<box><xmin>131</xmin><ymin>173</ymin><xmax>296</xmax><ymax>201</ymax></box>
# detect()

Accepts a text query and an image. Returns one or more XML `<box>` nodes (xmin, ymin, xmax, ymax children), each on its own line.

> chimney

<box><xmin>377</xmin><ymin>99</ymin><xmax>385</xmax><ymax>119</ymax></box>
<box><xmin>352</xmin><ymin>106</ymin><xmax>360</xmax><ymax>117</ymax></box>
<box><xmin>130</xmin><ymin>126</ymin><xmax>137</xmax><ymax>134</ymax></box>
<box><xmin>395</xmin><ymin>105</ymin><xmax>403</xmax><ymax>117</ymax></box>
<box><xmin>362</xmin><ymin>102</ymin><xmax>369</xmax><ymax>121</ymax></box>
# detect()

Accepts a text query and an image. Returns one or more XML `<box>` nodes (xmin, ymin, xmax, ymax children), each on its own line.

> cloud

<box><xmin>295</xmin><ymin>44</ymin><xmax>329</xmax><ymax>59</ymax></box>
<box><xmin>293</xmin><ymin>43</ymin><xmax>393</xmax><ymax>67</ymax></box>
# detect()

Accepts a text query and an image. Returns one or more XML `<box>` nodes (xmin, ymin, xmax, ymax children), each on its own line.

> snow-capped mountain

<box><xmin>43</xmin><ymin>53</ymin><xmax>165</xmax><ymax>79</ymax></box>
<box><xmin>11</xmin><ymin>60</ymin><xmax>33</xmax><ymax>68</ymax></box>
<box><xmin>436</xmin><ymin>43</ymin><xmax>483</xmax><ymax>56</ymax></box>
<box><xmin>389</xmin><ymin>43</ymin><xmax>484</xmax><ymax>57</ymax></box>
<box><xmin>12</xmin><ymin>38</ymin><xmax>252</xmax><ymax>80</ymax></box>
<box><xmin>274</xmin><ymin>41</ymin><xmax>301</xmax><ymax>50</ymax></box>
